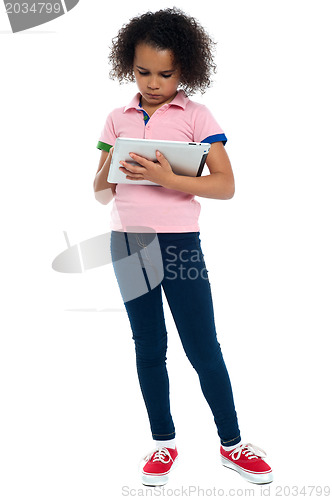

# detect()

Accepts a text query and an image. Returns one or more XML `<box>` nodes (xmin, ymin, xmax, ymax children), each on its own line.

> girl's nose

<box><xmin>147</xmin><ymin>76</ymin><xmax>159</xmax><ymax>89</ymax></box>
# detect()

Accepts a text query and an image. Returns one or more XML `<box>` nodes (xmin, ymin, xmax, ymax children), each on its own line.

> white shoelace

<box><xmin>144</xmin><ymin>446</ymin><xmax>174</xmax><ymax>464</ymax></box>
<box><xmin>230</xmin><ymin>443</ymin><xmax>267</xmax><ymax>461</ymax></box>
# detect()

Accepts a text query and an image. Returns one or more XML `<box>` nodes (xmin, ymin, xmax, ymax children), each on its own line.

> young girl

<box><xmin>94</xmin><ymin>8</ymin><xmax>273</xmax><ymax>487</ymax></box>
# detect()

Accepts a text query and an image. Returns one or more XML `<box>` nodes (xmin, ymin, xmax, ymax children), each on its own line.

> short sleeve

<box><xmin>96</xmin><ymin>111</ymin><xmax>117</xmax><ymax>152</ymax></box>
<box><xmin>193</xmin><ymin>105</ymin><xmax>228</xmax><ymax>146</ymax></box>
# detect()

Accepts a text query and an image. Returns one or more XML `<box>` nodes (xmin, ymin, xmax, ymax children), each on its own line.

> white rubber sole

<box><xmin>221</xmin><ymin>455</ymin><xmax>274</xmax><ymax>484</ymax></box>
<box><xmin>140</xmin><ymin>457</ymin><xmax>178</xmax><ymax>487</ymax></box>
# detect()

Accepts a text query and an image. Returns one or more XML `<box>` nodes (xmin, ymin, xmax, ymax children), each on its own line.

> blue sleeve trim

<box><xmin>202</xmin><ymin>133</ymin><xmax>227</xmax><ymax>146</ymax></box>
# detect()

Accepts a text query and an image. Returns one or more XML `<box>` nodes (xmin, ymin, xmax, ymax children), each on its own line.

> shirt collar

<box><xmin>124</xmin><ymin>89</ymin><xmax>188</xmax><ymax>112</ymax></box>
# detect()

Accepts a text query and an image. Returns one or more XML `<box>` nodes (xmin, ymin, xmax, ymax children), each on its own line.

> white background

<box><xmin>1</xmin><ymin>0</ymin><xmax>331</xmax><ymax>498</ymax></box>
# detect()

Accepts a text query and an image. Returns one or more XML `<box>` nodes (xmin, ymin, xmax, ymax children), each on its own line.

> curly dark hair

<box><xmin>108</xmin><ymin>7</ymin><xmax>217</xmax><ymax>95</ymax></box>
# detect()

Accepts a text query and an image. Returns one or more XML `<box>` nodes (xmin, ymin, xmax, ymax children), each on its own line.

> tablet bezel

<box><xmin>107</xmin><ymin>137</ymin><xmax>211</xmax><ymax>186</ymax></box>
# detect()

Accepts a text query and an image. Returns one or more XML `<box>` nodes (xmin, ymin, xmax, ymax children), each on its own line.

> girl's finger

<box><xmin>129</xmin><ymin>153</ymin><xmax>151</xmax><ymax>167</ymax></box>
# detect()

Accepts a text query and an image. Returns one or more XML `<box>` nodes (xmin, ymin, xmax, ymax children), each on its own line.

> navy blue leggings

<box><xmin>110</xmin><ymin>230</ymin><xmax>241</xmax><ymax>446</ymax></box>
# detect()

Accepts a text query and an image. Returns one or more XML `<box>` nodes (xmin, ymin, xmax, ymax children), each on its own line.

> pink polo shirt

<box><xmin>97</xmin><ymin>90</ymin><xmax>227</xmax><ymax>233</ymax></box>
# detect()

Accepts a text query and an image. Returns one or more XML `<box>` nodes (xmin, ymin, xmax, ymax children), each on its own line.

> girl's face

<box><xmin>133</xmin><ymin>43</ymin><xmax>181</xmax><ymax>110</ymax></box>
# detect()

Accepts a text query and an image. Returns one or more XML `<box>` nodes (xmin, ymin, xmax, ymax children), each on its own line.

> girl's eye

<box><xmin>137</xmin><ymin>71</ymin><xmax>172</xmax><ymax>78</ymax></box>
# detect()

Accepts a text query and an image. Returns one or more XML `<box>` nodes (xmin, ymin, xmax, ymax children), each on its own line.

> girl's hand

<box><xmin>119</xmin><ymin>151</ymin><xmax>175</xmax><ymax>187</ymax></box>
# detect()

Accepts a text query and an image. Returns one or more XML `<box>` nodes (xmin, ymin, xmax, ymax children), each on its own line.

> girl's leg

<box><xmin>159</xmin><ymin>232</ymin><xmax>241</xmax><ymax>447</ymax></box>
<box><xmin>110</xmin><ymin>231</ymin><xmax>175</xmax><ymax>441</ymax></box>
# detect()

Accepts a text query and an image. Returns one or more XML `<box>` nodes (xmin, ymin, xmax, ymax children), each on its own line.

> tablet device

<box><xmin>107</xmin><ymin>137</ymin><xmax>211</xmax><ymax>186</ymax></box>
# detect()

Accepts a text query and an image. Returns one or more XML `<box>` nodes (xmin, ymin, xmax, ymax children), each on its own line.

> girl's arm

<box><xmin>121</xmin><ymin>142</ymin><xmax>235</xmax><ymax>200</ymax></box>
<box><xmin>93</xmin><ymin>149</ymin><xmax>117</xmax><ymax>205</ymax></box>
<box><xmin>165</xmin><ymin>142</ymin><xmax>235</xmax><ymax>200</ymax></box>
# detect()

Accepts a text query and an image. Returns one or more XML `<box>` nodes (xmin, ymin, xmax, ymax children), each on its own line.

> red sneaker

<box><xmin>220</xmin><ymin>442</ymin><xmax>273</xmax><ymax>484</ymax></box>
<box><xmin>140</xmin><ymin>446</ymin><xmax>178</xmax><ymax>486</ymax></box>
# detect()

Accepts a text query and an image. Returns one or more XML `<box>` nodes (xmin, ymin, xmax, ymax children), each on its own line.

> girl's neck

<box><xmin>140</xmin><ymin>91</ymin><xmax>178</xmax><ymax>117</ymax></box>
